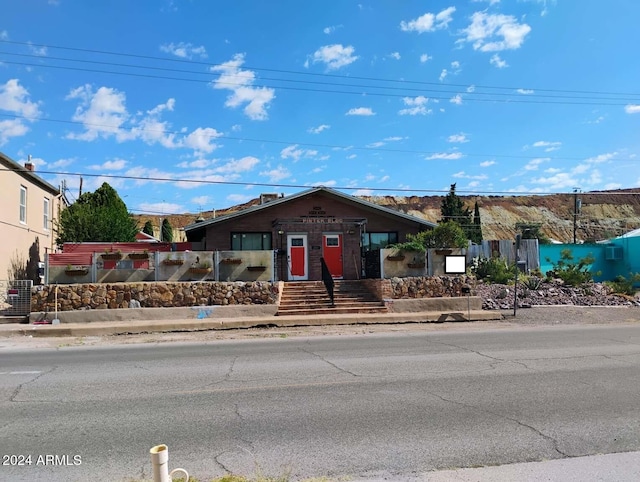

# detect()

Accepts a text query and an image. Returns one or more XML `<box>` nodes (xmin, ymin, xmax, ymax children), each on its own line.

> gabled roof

<box><xmin>0</xmin><ymin>151</ymin><xmax>61</xmax><ymax>196</ymax></box>
<box><xmin>136</xmin><ymin>230</ymin><xmax>161</xmax><ymax>242</ymax></box>
<box><xmin>184</xmin><ymin>186</ymin><xmax>437</xmax><ymax>231</ymax></box>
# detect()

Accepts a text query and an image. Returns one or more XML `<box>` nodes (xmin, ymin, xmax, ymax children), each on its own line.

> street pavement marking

<box><xmin>0</xmin><ymin>371</ymin><xmax>42</xmax><ymax>375</ymax></box>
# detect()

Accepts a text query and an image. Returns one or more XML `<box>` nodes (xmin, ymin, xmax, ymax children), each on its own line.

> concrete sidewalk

<box><xmin>0</xmin><ymin>309</ymin><xmax>500</xmax><ymax>338</ymax></box>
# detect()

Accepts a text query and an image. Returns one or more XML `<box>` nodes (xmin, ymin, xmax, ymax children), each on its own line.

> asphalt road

<box><xmin>2</xmin><ymin>324</ymin><xmax>640</xmax><ymax>481</ymax></box>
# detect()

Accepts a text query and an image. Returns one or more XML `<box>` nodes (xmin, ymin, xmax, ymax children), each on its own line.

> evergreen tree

<box><xmin>440</xmin><ymin>183</ymin><xmax>473</xmax><ymax>239</ymax></box>
<box><xmin>142</xmin><ymin>220</ymin><xmax>155</xmax><ymax>237</ymax></box>
<box><xmin>56</xmin><ymin>183</ymin><xmax>138</xmax><ymax>244</ymax></box>
<box><xmin>161</xmin><ymin>218</ymin><xmax>174</xmax><ymax>243</ymax></box>
<box><xmin>469</xmin><ymin>201</ymin><xmax>483</xmax><ymax>244</ymax></box>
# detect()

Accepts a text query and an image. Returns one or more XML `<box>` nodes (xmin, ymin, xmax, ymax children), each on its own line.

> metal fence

<box><xmin>0</xmin><ymin>279</ymin><xmax>32</xmax><ymax>317</ymax></box>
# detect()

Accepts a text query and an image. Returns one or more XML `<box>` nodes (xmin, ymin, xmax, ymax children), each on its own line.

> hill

<box><xmin>134</xmin><ymin>188</ymin><xmax>640</xmax><ymax>243</ymax></box>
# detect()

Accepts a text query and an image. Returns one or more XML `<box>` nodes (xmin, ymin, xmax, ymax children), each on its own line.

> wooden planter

<box><xmin>188</xmin><ymin>267</ymin><xmax>212</xmax><ymax>274</ymax></box>
<box><xmin>386</xmin><ymin>255</ymin><xmax>405</xmax><ymax>261</ymax></box>
<box><xmin>128</xmin><ymin>253</ymin><xmax>149</xmax><ymax>260</ymax></box>
<box><xmin>247</xmin><ymin>266</ymin><xmax>267</xmax><ymax>272</ymax></box>
<box><xmin>65</xmin><ymin>268</ymin><xmax>88</xmax><ymax>276</ymax></box>
<box><xmin>407</xmin><ymin>262</ymin><xmax>425</xmax><ymax>269</ymax></box>
<box><xmin>101</xmin><ymin>253</ymin><xmax>122</xmax><ymax>260</ymax></box>
<box><xmin>221</xmin><ymin>258</ymin><xmax>242</xmax><ymax>264</ymax></box>
<box><xmin>435</xmin><ymin>249</ymin><xmax>453</xmax><ymax>255</ymax></box>
<box><xmin>162</xmin><ymin>259</ymin><xmax>184</xmax><ymax>266</ymax></box>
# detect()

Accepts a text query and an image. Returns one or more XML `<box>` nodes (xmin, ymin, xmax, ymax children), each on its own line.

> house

<box><xmin>0</xmin><ymin>152</ymin><xmax>67</xmax><ymax>283</ymax></box>
<box><xmin>184</xmin><ymin>186</ymin><xmax>436</xmax><ymax>281</ymax></box>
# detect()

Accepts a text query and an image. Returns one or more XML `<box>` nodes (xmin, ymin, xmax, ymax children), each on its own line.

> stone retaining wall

<box><xmin>31</xmin><ymin>281</ymin><xmax>278</xmax><ymax>312</ymax></box>
<box><xmin>363</xmin><ymin>276</ymin><xmax>471</xmax><ymax>300</ymax></box>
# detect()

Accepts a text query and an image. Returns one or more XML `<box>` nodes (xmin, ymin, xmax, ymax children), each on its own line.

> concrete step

<box><xmin>279</xmin><ymin>300</ymin><xmax>385</xmax><ymax>309</ymax></box>
<box><xmin>276</xmin><ymin>306</ymin><xmax>388</xmax><ymax>316</ymax></box>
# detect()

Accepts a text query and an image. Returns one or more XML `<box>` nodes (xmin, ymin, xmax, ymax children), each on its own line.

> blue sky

<box><xmin>1</xmin><ymin>0</ymin><xmax>639</xmax><ymax>217</ymax></box>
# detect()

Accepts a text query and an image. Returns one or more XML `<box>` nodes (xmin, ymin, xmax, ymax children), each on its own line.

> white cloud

<box><xmin>451</xmin><ymin>60</ymin><xmax>461</xmax><ymax>69</ymax></box>
<box><xmin>460</xmin><ymin>12</ymin><xmax>531</xmax><ymax>52</ymax></box>
<box><xmin>532</xmin><ymin>140</ymin><xmax>562</xmax><ymax>152</ymax></box>
<box><xmin>260</xmin><ymin>165</ymin><xmax>291</xmax><ymax>182</ymax></box>
<box><xmin>28</xmin><ymin>43</ymin><xmax>47</xmax><ymax>56</ymax></box>
<box><xmin>490</xmin><ymin>53</ymin><xmax>508</xmax><ymax>68</ymax></box>
<box><xmin>399</xmin><ymin>96</ymin><xmax>431</xmax><ymax>116</ymax></box>
<box><xmin>311</xmin><ymin>165</ymin><xmax>327</xmax><ymax>173</ymax></box>
<box><xmin>400</xmin><ymin>7</ymin><xmax>456</xmax><ymax>33</ymax></box>
<box><xmin>452</xmin><ymin>171</ymin><xmax>488</xmax><ymax>180</ymax></box>
<box><xmin>389</xmin><ymin>52</ymin><xmax>401</xmax><ymax>60</ymax></box>
<box><xmin>366</xmin><ymin>141</ymin><xmax>385</xmax><ymax>148</ymax></box>
<box><xmin>420</xmin><ymin>54</ymin><xmax>432</xmax><ymax>63</ymax></box>
<box><xmin>450</xmin><ymin>94</ymin><xmax>463</xmax><ymax>105</ymax></box>
<box><xmin>308</xmin><ymin>124</ymin><xmax>330</xmax><ymax>134</ymax></box>
<box><xmin>138</xmin><ymin>202</ymin><xmax>184</xmax><ymax>214</ymax></box>
<box><xmin>467</xmin><ymin>85</ymin><xmax>476</xmax><ymax>93</ymax></box>
<box><xmin>323</xmin><ymin>25</ymin><xmax>342</xmax><ymax>34</ymax></box>
<box><xmin>0</xmin><ymin>30</ymin><xmax>8</xmax><ymax>40</ymax></box>
<box><xmin>448</xmin><ymin>133</ymin><xmax>469</xmax><ymax>143</ymax></box>
<box><xmin>160</xmin><ymin>42</ymin><xmax>207</xmax><ymax>59</ymax></box>
<box><xmin>439</xmin><ymin>69</ymin><xmax>448</xmax><ymax>82</ymax></box>
<box><xmin>177</xmin><ymin>158</ymin><xmax>214</xmax><ymax>169</ymax></box>
<box><xmin>183</xmin><ymin>127</ymin><xmax>223</xmax><ymax>154</ymax></box>
<box><xmin>211</xmin><ymin>53</ymin><xmax>275</xmax><ymax>120</ymax></box>
<box><xmin>66</xmin><ymin>85</ymin><xmax>130</xmax><ymax>141</ymax></box>
<box><xmin>89</xmin><ymin>159</ymin><xmax>128</xmax><ymax>170</ymax></box>
<box><xmin>0</xmin><ymin>119</ymin><xmax>29</xmax><ymax>146</ymax></box>
<box><xmin>281</xmin><ymin>145</ymin><xmax>318</xmax><ymax>161</ymax></box>
<box><xmin>384</xmin><ymin>136</ymin><xmax>405</xmax><ymax>142</ymax></box>
<box><xmin>480</xmin><ymin>160</ymin><xmax>496</xmax><ymax>167</ymax></box>
<box><xmin>354</xmin><ymin>189</ymin><xmax>373</xmax><ymax>196</ymax></box>
<box><xmin>517</xmin><ymin>88</ymin><xmax>535</xmax><ymax>95</ymax></box>
<box><xmin>191</xmin><ymin>196</ymin><xmax>211</xmax><ymax>207</ymax></box>
<box><xmin>307</xmin><ymin>179</ymin><xmax>337</xmax><ymax>187</ymax></box>
<box><xmin>231</xmin><ymin>124</ymin><xmax>241</xmax><ymax>131</ymax></box>
<box><xmin>0</xmin><ymin>79</ymin><xmax>41</xmax><ymax>117</ymax></box>
<box><xmin>125</xmin><ymin>166</ymin><xmax>175</xmax><ymax>186</ymax></box>
<box><xmin>346</xmin><ymin>107</ymin><xmax>375</xmax><ymax>116</ymax></box>
<box><xmin>131</xmin><ymin>98</ymin><xmax>179</xmax><ymax>148</ymax></box>
<box><xmin>625</xmin><ymin>104</ymin><xmax>640</xmax><ymax>114</ymax></box>
<box><xmin>346</xmin><ymin>154</ymin><xmax>357</xmax><ymax>159</ymax></box>
<box><xmin>227</xmin><ymin>193</ymin><xmax>253</xmax><ymax>203</ymax></box>
<box><xmin>584</xmin><ymin>152</ymin><xmax>617</xmax><ymax>164</ymax></box>
<box><xmin>604</xmin><ymin>183</ymin><xmax>623</xmax><ymax>190</ymax></box>
<box><xmin>379</xmin><ymin>175</ymin><xmax>390</xmax><ymax>182</ymax></box>
<box><xmin>524</xmin><ymin>157</ymin><xmax>551</xmax><ymax>171</ymax></box>
<box><xmin>310</xmin><ymin>44</ymin><xmax>358</xmax><ymax>71</ymax></box>
<box><xmin>213</xmin><ymin>156</ymin><xmax>260</xmax><ymax>174</ymax></box>
<box><xmin>426</xmin><ymin>152</ymin><xmax>464</xmax><ymax>160</ymax></box>
<box><xmin>50</xmin><ymin>158</ymin><xmax>75</xmax><ymax>168</ymax></box>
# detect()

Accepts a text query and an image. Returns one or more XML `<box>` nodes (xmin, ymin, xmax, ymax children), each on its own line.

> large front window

<box><xmin>362</xmin><ymin>232</ymin><xmax>398</xmax><ymax>251</ymax></box>
<box><xmin>231</xmin><ymin>232</ymin><xmax>272</xmax><ymax>250</ymax></box>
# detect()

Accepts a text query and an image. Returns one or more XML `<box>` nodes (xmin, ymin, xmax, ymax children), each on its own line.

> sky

<box><xmin>1</xmin><ymin>0</ymin><xmax>639</xmax><ymax>217</ymax></box>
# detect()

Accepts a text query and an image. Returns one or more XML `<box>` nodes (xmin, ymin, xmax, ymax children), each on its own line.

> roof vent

<box><xmin>260</xmin><ymin>193</ymin><xmax>279</xmax><ymax>204</ymax></box>
<box><xmin>195</xmin><ymin>216</ymin><xmax>205</xmax><ymax>223</ymax></box>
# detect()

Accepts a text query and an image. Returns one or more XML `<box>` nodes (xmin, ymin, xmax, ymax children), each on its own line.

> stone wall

<box><xmin>31</xmin><ymin>281</ymin><xmax>279</xmax><ymax>312</ymax></box>
<box><xmin>363</xmin><ymin>276</ymin><xmax>471</xmax><ymax>300</ymax></box>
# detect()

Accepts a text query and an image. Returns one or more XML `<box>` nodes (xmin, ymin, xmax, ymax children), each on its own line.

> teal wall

<box><xmin>540</xmin><ymin>238</ymin><xmax>640</xmax><ymax>282</ymax></box>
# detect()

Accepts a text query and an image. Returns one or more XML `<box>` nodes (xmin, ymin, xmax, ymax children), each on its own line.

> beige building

<box><xmin>1</xmin><ymin>152</ymin><xmax>66</xmax><ymax>283</ymax></box>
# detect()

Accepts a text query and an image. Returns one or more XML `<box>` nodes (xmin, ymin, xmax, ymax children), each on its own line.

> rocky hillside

<box><xmin>135</xmin><ymin>188</ymin><xmax>640</xmax><ymax>243</ymax></box>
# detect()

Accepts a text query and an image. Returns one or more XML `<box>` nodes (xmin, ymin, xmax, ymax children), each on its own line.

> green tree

<box><xmin>161</xmin><ymin>218</ymin><xmax>173</xmax><ymax>243</ymax></box>
<box><xmin>469</xmin><ymin>201</ymin><xmax>483</xmax><ymax>245</ymax></box>
<box><xmin>142</xmin><ymin>220</ymin><xmax>155</xmax><ymax>237</ymax></box>
<box><xmin>516</xmin><ymin>222</ymin><xmax>551</xmax><ymax>245</ymax></box>
<box><xmin>55</xmin><ymin>183</ymin><xmax>138</xmax><ymax>244</ymax></box>
<box><xmin>441</xmin><ymin>183</ymin><xmax>473</xmax><ymax>239</ymax></box>
<box><xmin>393</xmin><ymin>221</ymin><xmax>468</xmax><ymax>251</ymax></box>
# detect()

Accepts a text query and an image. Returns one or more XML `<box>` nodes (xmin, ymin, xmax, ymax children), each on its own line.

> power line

<box><xmin>3</xmin><ymin>39</ymin><xmax>640</xmax><ymax>98</ymax></box>
<box><xmin>3</xmin><ymin>50</ymin><xmax>640</xmax><ymax>103</ymax></box>
<box><xmin>2</xmin><ymin>58</ymin><xmax>635</xmax><ymax>107</ymax></box>
<box><xmin>1</xmin><ymin>112</ymin><xmax>638</xmax><ymax>163</ymax></box>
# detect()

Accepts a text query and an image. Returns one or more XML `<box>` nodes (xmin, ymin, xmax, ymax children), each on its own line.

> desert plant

<box><xmin>605</xmin><ymin>273</ymin><xmax>640</xmax><ymax>295</ymax></box>
<box><xmin>471</xmin><ymin>255</ymin><xmax>514</xmax><ymax>284</ymax></box>
<box><xmin>522</xmin><ymin>275</ymin><xmax>543</xmax><ymax>290</ymax></box>
<box><xmin>545</xmin><ymin>249</ymin><xmax>599</xmax><ymax>287</ymax></box>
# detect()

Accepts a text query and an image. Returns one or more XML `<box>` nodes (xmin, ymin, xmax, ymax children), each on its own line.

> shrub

<box><xmin>605</xmin><ymin>273</ymin><xmax>640</xmax><ymax>295</ymax></box>
<box><xmin>522</xmin><ymin>275</ymin><xmax>543</xmax><ymax>290</ymax></box>
<box><xmin>545</xmin><ymin>249</ymin><xmax>598</xmax><ymax>287</ymax></box>
<box><xmin>472</xmin><ymin>256</ymin><xmax>514</xmax><ymax>284</ymax></box>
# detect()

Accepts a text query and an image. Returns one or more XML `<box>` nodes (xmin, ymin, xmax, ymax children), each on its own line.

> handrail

<box><xmin>320</xmin><ymin>257</ymin><xmax>335</xmax><ymax>307</ymax></box>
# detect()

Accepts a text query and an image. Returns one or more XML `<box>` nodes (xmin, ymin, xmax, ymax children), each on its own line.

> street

<box><xmin>2</xmin><ymin>323</ymin><xmax>640</xmax><ymax>481</ymax></box>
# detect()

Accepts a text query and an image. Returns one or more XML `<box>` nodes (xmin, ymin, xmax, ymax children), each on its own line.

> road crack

<box><xmin>426</xmin><ymin>338</ymin><xmax>534</xmax><ymax>371</ymax></box>
<box><xmin>299</xmin><ymin>347</ymin><xmax>361</xmax><ymax>377</ymax></box>
<box><xmin>9</xmin><ymin>366</ymin><xmax>58</xmax><ymax>403</ymax></box>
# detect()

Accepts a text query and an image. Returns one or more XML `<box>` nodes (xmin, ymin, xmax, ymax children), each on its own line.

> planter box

<box><xmin>407</xmin><ymin>263</ymin><xmax>425</xmax><ymax>269</ymax></box>
<box><xmin>221</xmin><ymin>258</ymin><xmax>242</xmax><ymax>264</ymax></box>
<box><xmin>101</xmin><ymin>253</ymin><xmax>122</xmax><ymax>260</ymax></box>
<box><xmin>128</xmin><ymin>253</ymin><xmax>149</xmax><ymax>260</ymax></box>
<box><xmin>162</xmin><ymin>259</ymin><xmax>184</xmax><ymax>266</ymax></box>
<box><xmin>247</xmin><ymin>266</ymin><xmax>267</xmax><ymax>272</ymax></box>
<box><xmin>65</xmin><ymin>268</ymin><xmax>89</xmax><ymax>276</ymax></box>
<box><xmin>386</xmin><ymin>255</ymin><xmax>405</xmax><ymax>261</ymax></box>
<box><xmin>188</xmin><ymin>267</ymin><xmax>212</xmax><ymax>274</ymax></box>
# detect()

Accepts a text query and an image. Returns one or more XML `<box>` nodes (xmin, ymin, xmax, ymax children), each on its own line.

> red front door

<box><xmin>323</xmin><ymin>234</ymin><xmax>343</xmax><ymax>278</ymax></box>
<box><xmin>287</xmin><ymin>234</ymin><xmax>308</xmax><ymax>280</ymax></box>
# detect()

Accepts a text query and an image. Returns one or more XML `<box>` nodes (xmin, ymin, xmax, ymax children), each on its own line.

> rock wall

<box><xmin>363</xmin><ymin>276</ymin><xmax>470</xmax><ymax>300</ymax></box>
<box><xmin>31</xmin><ymin>281</ymin><xmax>278</xmax><ymax>312</ymax></box>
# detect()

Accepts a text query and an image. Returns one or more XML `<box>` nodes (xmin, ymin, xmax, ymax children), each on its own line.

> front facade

<box><xmin>0</xmin><ymin>152</ymin><xmax>65</xmax><ymax>282</ymax></box>
<box><xmin>185</xmin><ymin>187</ymin><xmax>436</xmax><ymax>281</ymax></box>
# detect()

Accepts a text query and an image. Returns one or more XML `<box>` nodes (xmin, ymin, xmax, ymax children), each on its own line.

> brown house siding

<box><xmin>196</xmin><ymin>191</ymin><xmax>431</xmax><ymax>281</ymax></box>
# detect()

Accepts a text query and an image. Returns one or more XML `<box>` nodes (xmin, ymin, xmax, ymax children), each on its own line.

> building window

<box><xmin>362</xmin><ymin>232</ymin><xmax>398</xmax><ymax>251</ymax></box>
<box><xmin>231</xmin><ymin>232</ymin><xmax>272</xmax><ymax>250</ymax></box>
<box><xmin>43</xmin><ymin>197</ymin><xmax>50</xmax><ymax>230</ymax></box>
<box><xmin>19</xmin><ymin>186</ymin><xmax>27</xmax><ymax>223</ymax></box>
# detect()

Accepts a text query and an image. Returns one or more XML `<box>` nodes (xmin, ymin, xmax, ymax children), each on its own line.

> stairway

<box><xmin>276</xmin><ymin>280</ymin><xmax>388</xmax><ymax>316</ymax></box>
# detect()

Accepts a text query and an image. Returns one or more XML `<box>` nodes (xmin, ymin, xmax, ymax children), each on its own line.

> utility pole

<box><xmin>573</xmin><ymin>187</ymin><xmax>581</xmax><ymax>244</ymax></box>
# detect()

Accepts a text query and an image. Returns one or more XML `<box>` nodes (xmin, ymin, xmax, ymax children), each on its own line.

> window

<box><xmin>362</xmin><ymin>232</ymin><xmax>398</xmax><ymax>251</ymax></box>
<box><xmin>43</xmin><ymin>197</ymin><xmax>50</xmax><ymax>230</ymax></box>
<box><xmin>231</xmin><ymin>232</ymin><xmax>272</xmax><ymax>250</ymax></box>
<box><xmin>19</xmin><ymin>186</ymin><xmax>27</xmax><ymax>223</ymax></box>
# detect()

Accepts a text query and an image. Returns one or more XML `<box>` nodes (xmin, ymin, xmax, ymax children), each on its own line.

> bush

<box><xmin>545</xmin><ymin>249</ymin><xmax>598</xmax><ymax>287</ymax></box>
<box><xmin>522</xmin><ymin>275</ymin><xmax>543</xmax><ymax>290</ymax></box>
<box><xmin>605</xmin><ymin>273</ymin><xmax>640</xmax><ymax>295</ymax></box>
<box><xmin>472</xmin><ymin>256</ymin><xmax>514</xmax><ymax>284</ymax></box>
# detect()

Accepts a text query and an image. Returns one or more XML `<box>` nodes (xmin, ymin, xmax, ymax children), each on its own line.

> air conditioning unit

<box><xmin>605</xmin><ymin>246</ymin><xmax>623</xmax><ymax>261</ymax></box>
